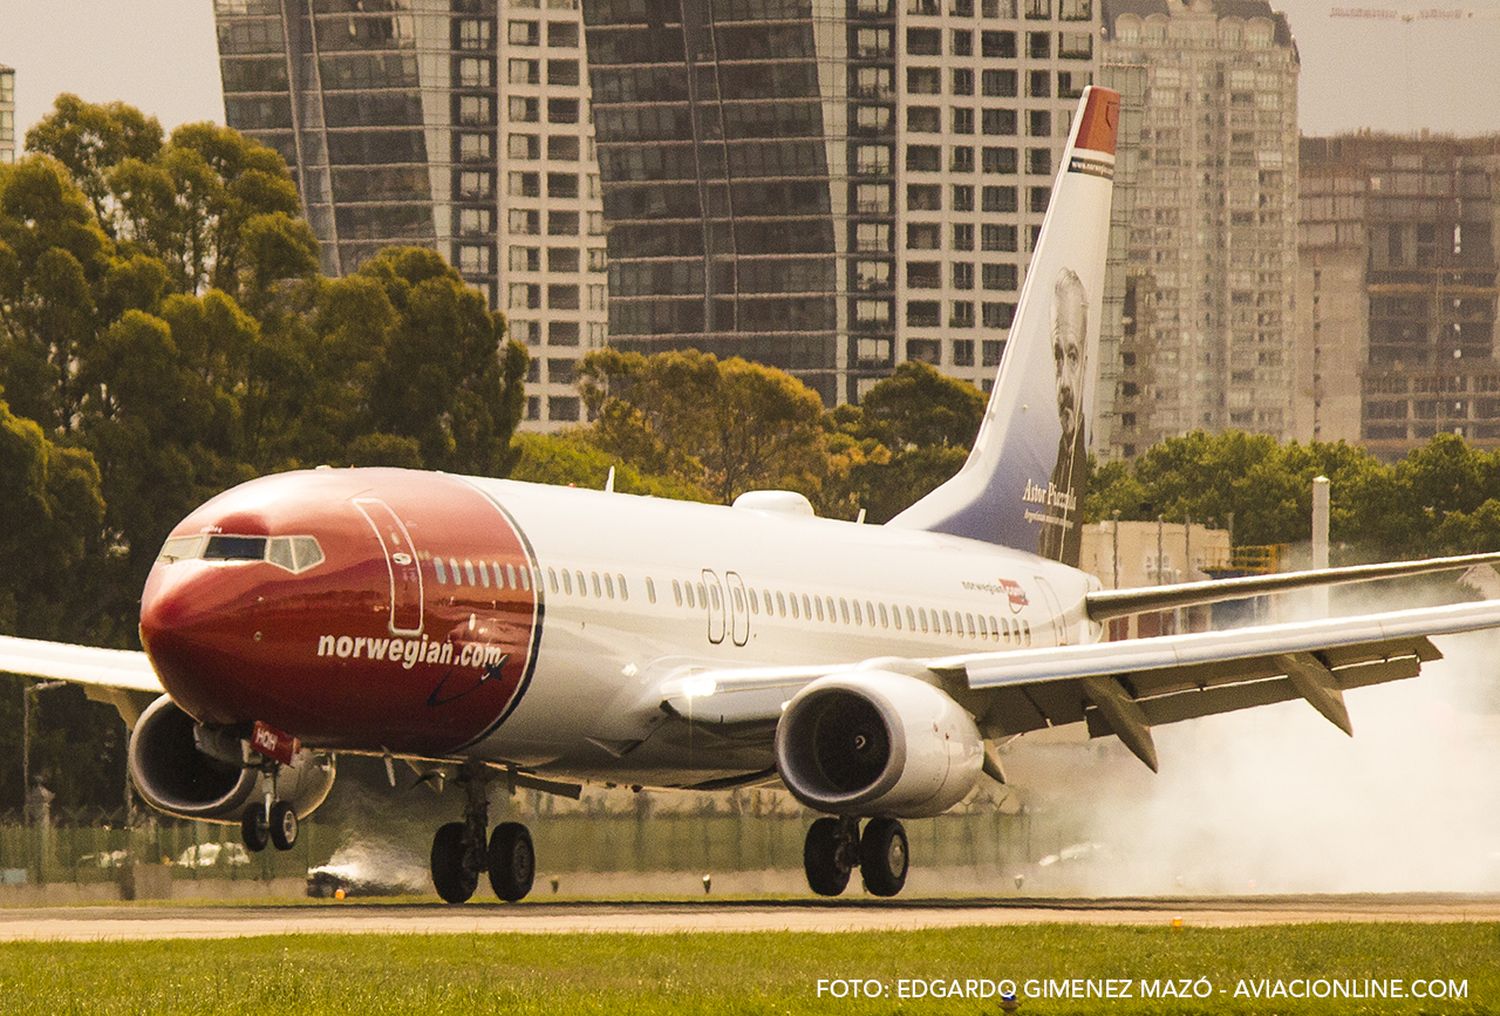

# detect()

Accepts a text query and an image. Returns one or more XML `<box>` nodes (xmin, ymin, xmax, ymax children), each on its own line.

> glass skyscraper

<box><xmin>585</xmin><ymin>0</ymin><xmax>1099</xmax><ymax>402</ymax></box>
<box><xmin>214</xmin><ymin>0</ymin><xmax>608</xmax><ymax>428</ymax></box>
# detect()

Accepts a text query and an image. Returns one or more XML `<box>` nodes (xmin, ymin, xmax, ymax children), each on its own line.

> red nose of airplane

<box><xmin>140</xmin><ymin>563</ymin><xmax>268</xmax><ymax>727</ymax></box>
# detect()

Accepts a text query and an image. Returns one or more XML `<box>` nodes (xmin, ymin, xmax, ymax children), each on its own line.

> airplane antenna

<box><xmin>856</xmin><ymin>508</ymin><xmax>867</xmax><ymax>524</ymax></box>
<box><xmin>605</xmin><ymin>466</ymin><xmax>616</xmax><ymax>494</ymax></box>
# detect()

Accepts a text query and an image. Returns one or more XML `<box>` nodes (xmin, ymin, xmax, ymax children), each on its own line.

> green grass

<box><xmin>0</xmin><ymin>924</ymin><xmax>1497</xmax><ymax>1014</ymax></box>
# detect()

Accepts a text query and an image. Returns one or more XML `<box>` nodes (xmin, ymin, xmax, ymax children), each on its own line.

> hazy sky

<box><xmin>0</xmin><ymin>0</ymin><xmax>1497</xmax><ymax>142</ymax></box>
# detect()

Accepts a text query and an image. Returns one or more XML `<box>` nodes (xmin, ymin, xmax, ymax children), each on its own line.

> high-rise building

<box><xmin>1101</xmin><ymin>0</ymin><xmax>1299</xmax><ymax>454</ymax></box>
<box><xmin>0</xmin><ymin>65</ymin><xmax>15</xmax><ymax>165</ymax></box>
<box><xmin>213</xmin><ymin>0</ymin><xmax>607</xmax><ymax>429</ymax></box>
<box><xmin>1297</xmin><ymin>133</ymin><xmax>1500</xmax><ymax>458</ymax></box>
<box><xmin>583</xmin><ymin>0</ymin><xmax>1100</xmax><ymax>403</ymax></box>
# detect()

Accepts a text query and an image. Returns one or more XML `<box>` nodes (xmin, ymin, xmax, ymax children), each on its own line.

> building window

<box><xmin>1028</xmin><ymin>70</ymin><xmax>1050</xmax><ymax>98</ymax></box>
<box><xmin>1027</xmin><ymin>148</ymin><xmax>1051</xmax><ymax>175</ymax></box>
<box><xmin>508</xmin><ymin>133</ymin><xmax>540</xmax><ymax>159</ymax></box>
<box><xmin>907</xmin><ymin>336</ymin><xmax>941</xmax><ymax>361</ymax></box>
<box><xmin>459</xmin><ymin>19</ymin><xmax>493</xmax><ymax>50</ymax></box>
<box><xmin>1027</xmin><ymin>31</ymin><xmax>1050</xmax><ymax>58</ymax></box>
<box><xmin>982</xmin><ymin>223</ymin><xmax>1018</xmax><ymax>251</ymax></box>
<box><xmin>549</xmin><ymin>321</ymin><xmax>580</xmax><ymax>346</ymax></box>
<box><xmin>982</xmin><ymin>146</ymin><xmax>1018</xmax><ymax>174</ymax></box>
<box><xmin>905</xmin><ymin>145</ymin><xmax>941</xmax><ymax>172</ymax></box>
<box><xmin>1027</xmin><ymin>109</ymin><xmax>1051</xmax><ymax>136</ymax></box>
<box><xmin>981</xmin><ymin>185</ymin><xmax>1017</xmax><ymax>212</ymax></box>
<box><xmin>459</xmin><ymin>134</ymin><xmax>493</xmax><ymax>160</ymax></box>
<box><xmin>509</xmin><ymin>96</ymin><xmax>539</xmax><ymax>122</ymax></box>
<box><xmin>952</xmin><ymin>338</ymin><xmax>975</xmax><ymax>363</ymax></box>
<box><xmin>908</xmin><ymin>106</ymin><xmax>940</xmax><ymax>133</ymax></box>
<box><xmin>460</xmin><ymin>58</ymin><xmax>494</xmax><ymax>87</ymax></box>
<box><xmin>547</xmin><ymin>59</ymin><xmax>580</xmax><ymax>86</ymax></box>
<box><xmin>950</xmin><ymin>146</ymin><xmax>974</xmax><ymax>172</ymax></box>
<box><xmin>548</xmin><ymin>21</ymin><xmax>579</xmax><ymax>47</ymax></box>
<box><xmin>953</xmin><ymin>224</ymin><xmax>975</xmax><ymax>252</ymax></box>
<box><xmin>906</xmin><ymin>67</ymin><xmax>941</xmax><ymax>95</ymax></box>
<box><xmin>952</xmin><ymin>68</ymin><xmax>974</xmax><ymax>96</ymax></box>
<box><xmin>907</xmin><ymin>261</ymin><xmax>942</xmax><ymax>288</ymax></box>
<box><xmin>548</xmin><ymin>396</ymin><xmax>580</xmax><ymax>421</ymax></box>
<box><xmin>906</xmin><ymin>222</ymin><xmax>942</xmax><ymax>249</ymax></box>
<box><xmin>856</xmin><ymin>260</ymin><xmax>892</xmax><ymax>291</ymax></box>
<box><xmin>458</xmin><ymin>95</ymin><xmax>492</xmax><ymax>125</ymax></box>
<box><xmin>953</xmin><ymin>260</ymin><xmax>975</xmax><ymax>289</ymax></box>
<box><xmin>951</xmin><ymin>304</ymin><xmax>975</xmax><ymax>329</ymax></box>
<box><xmin>459</xmin><ymin>245</ymin><xmax>492</xmax><ymax>274</ymax></box>
<box><xmin>508</xmin><ymin>20</ymin><xmax>540</xmax><ymax>45</ymax></box>
<box><xmin>982</xmin><ymin>337</ymin><xmax>1006</xmax><ymax>363</ymax></box>
<box><xmin>982</xmin><ymin>109</ymin><xmax>1017</xmax><ymax>137</ymax></box>
<box><xmin>952</xmin><ymin>108</ymin><xmax>974</xmax><ymax>134</ymax></box>
<box><xmin>510</xmin><ymin>246</ymin><xmax>540</xmax><ymax>271</ymax></box>
<box><xmin>906</xmin><ymin>303</ymin><xmax>941</xmax><ymax>330</ymax></box>
<box><xmin>983</xmin><ymin>263</ymin><xmax>1018</xmax><ymax>290</ymax></box>
<box><xmin>981</xmin><ymin>30</ymin><xmax>1016</xmax><ymax>58</ymax></box>
<box><xmin>982</xmin><ymin>69</ymin><xmax>1018</xmax><ymax>98</ymax></box>
<box><xmin>508</xmin><ymin>59</ymin><xmax>538</xmax><ymax>85</ymax></box>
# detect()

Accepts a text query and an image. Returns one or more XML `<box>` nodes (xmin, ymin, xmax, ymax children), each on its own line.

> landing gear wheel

<box><xmin>803</xmin><ymin>817</ymin><xmax>853</xmax><ymax>897</ymax></box>
<box><xmin>269</xmin><ymin>800</ymin><xmax>298</xmax><ymax>851</ymax></box>
<box><xmin>241</xmin><ymin>805</ymin><xmax>270</xmax><ymax>853</ymax></box>
<box><xmin>431</xmin><ymin>821</ymin><xmax>478</xmax><ymax>904</ymax></box>
<box><xmin>488</xmin><ymin>822</ymin><xmax>535</xmax><ymax>902</ymax></box>
<box><xmin>859</xmin><ymin>817</ymin><xmax>909</xmax><ymax>898</ymax></box>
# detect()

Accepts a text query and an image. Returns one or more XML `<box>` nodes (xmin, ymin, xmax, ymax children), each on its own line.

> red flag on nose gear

<box><xmin>251</xmin><ymin>720</ymin><xmax>299</xmax><ymax>764</ymax></box>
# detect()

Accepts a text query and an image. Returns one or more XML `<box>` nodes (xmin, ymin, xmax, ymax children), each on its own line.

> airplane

<box><xmin>6</xmin><ymin>84</ymin><xmax>1500</xmax><ymax>903</ymax></box>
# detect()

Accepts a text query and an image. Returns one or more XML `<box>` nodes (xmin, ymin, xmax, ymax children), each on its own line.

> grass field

<box><xmin>0</xmin><ymin>923</ymin><xmax>1496</xmax><ymax>1014</ymax></box>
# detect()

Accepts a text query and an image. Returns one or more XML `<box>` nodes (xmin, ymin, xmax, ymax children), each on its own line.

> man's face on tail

<box><xmin>1051</xmin><ymin>268</ymin><xmax>1089</xmax><ymax>445</ymax></box>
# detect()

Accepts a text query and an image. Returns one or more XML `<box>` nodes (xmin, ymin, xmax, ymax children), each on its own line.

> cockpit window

<box><xmin>156</xmin><ymin>534</ymin><xmax>325</xmax><ymax>574</ymax></box>
<box><xmin>157</xmin><ymin>536</ymin><xmax>205</xmax><ymax>563</ymax></box>
<box><xmin>203</xmin><ymin>536</ymin><xmax>267</xmax><ymax>561</ymax></box>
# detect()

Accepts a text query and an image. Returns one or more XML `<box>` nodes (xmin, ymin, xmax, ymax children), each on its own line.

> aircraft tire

<box><xmin>803</xmin><ymin>817</ymin><xmax>852</xmax><ymax>896</ymax></box>
<box><xmin>269</xmin><ymin>800</ymin><xmax>298</xmax><ymax>851</ymax></box>
<box><xmin>487</xmin><ymin>822</ymin><xmax>536</xmax><ymax>902</ymax></box>
<box><xmin>241</xmin><ymin>805</ymin><xmax>270</xmax><ymax>853</ymax></box>
<box><xmin>431</xmin><ymin>821</ymin><xmax>478</xmax><ymax>904</ymax></box>
<box><xmin>859</xmin><ymin>818</ymin><xmax>908</xmax><ymax>898</ymax></box>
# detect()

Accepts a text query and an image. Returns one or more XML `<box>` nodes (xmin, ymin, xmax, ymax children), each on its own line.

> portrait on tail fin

<box><xmin>1039</xmin><ymin>267</ymin><xmax>1089</xmax><ymax>562</ymax></box>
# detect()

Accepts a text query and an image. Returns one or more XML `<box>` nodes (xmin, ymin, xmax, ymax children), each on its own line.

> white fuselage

<box><xmin>459</xmin><ymin>478</ymin><xmax>1100</xmax><ymax>785</ymax></box>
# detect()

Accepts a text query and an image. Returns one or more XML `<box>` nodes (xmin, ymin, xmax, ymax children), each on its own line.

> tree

<box><xmin>509</xmin><ymin>432</ymin><xmax>711</xmax><ymax>502</ymax></box>
<box><xmin>23</xmin><ymin>95</ymin><xmax>163</xmax><ymax>226</ymax></box>
<box><xmin>579</xmin><ymin>348</ymin><xmax>830</xmax><ymax>504</ymax></box>
<box><xmin>828</xmin><ymin>364</ymin><xmax>985</xmax><ymax>523</ymax></box>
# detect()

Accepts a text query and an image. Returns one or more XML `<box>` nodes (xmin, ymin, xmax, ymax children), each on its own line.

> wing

<box><xmin>0</xmin><ymin>634</ymin><xmax>162</xmax><ymax>727</ymax></box>
<box><xmin>656</xmin><ymin>599</ymin><xmax>1500</xmax><ymax>771</ymax></box>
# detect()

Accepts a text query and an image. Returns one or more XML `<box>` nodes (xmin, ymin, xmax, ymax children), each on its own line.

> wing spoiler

<box><xmin>1085</xmin><ymin>550</ymin><xmax>1500</xmax><ymax>621</ymax></box>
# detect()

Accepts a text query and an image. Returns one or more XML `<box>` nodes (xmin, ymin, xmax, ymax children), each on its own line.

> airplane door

<box><xmin>725</xmin><ymin>571</ymin><xmax>750</xmax><ymax>647</ymax></box>
<box><xmin>354</xmin><ymin>498</ymin><xmax>424</xmax><ymax>635</ymax></box>
<box><xmin>1033</xmin><ymin>575</ymin><xmax>1069</xmax><ymax>646</ymax></box>
<box><xmin>702</xmin><ymin>569</ymin><xmax>726</xmax><ymax>645</ymax></box>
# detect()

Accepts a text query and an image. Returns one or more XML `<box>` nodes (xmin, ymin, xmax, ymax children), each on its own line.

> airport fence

<box><xmin>0</xmin><ymin>801</ymin><xmax>1078</xmax><ymax>890</ymax></box>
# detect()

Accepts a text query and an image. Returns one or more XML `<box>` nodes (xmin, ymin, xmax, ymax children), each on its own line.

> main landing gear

<box><xmin>803</xmin><ymin>816</ymin><xmax>909</xmax><ymax>898</ymax></box>
<box><xmin>430</xmin><ymin>765</ymin><xmax>536</xmax><ymax>904</ymax></box>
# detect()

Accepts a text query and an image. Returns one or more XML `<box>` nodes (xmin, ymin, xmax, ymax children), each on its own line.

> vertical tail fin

<box><xmin>887</xmin><ymin>86</ymin><xmax>1119</xmax><ymax>566</ymax></box>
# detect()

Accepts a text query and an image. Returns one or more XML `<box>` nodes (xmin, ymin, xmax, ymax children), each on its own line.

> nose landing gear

<box><xmin>802</xmin><ymin>816</ymin><xmax>909</xmax><ymax>898</ymax></box>
<box><xmin>430</xmin><ymin>764</ymin><xmax>537</xmax><ymax>904</ymax></box>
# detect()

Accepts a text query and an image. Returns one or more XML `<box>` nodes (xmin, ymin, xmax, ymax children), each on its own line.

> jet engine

<box><xmin>774</xmin><ymin>671</ymin><xmax>982</xmax><ymax>818</ymax></box>
<box><xmin>127</xmin><ymin>695</ymin><xmax>335</xmax><ymax>824</ymax></box>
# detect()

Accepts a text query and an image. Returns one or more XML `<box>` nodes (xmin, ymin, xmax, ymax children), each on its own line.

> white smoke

<box><xmin>1005</xmin><ymin>594</ymin><xmax>1500</xmax><ymax>895</ymax></box>
<box><xmin>311</xmin><ymin>837</ymin><xmax>431</xmax><ymax>894</ymax></box>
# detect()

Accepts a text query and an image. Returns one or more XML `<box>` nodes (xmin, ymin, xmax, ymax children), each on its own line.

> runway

<box><xmin>1</xmin><ymin>894</ymin><xmax>1498</xmax><ymax>942</ymax></box>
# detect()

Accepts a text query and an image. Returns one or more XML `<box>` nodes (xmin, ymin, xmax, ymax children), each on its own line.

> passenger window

<box><xmin>449</xmin><ymin>558</ymin><xmax>461</xmax><ymax>583</ymax></box>
<box><xmin>732</xmin><ymin>587</ymin><xmax>744</xmax><ymax>612</ymax></box>
<box><xmin>866</xmin><ymin>601</ymin><xmax>877</xmax><ymax>625</ymax></box>
<box><xmin>839</xmin><ymin>598</ymin><xmax>850</xmax><ymax>623</ymax></box>
<box><xmin>801</xmin><ymin>594</ymin><xmax>812</xmax><ymax>619</ymax></box>
<box><xmin>697</xmin><ymin>582</ymin><xmax>707</xmax><ymax>605</ymax></box>
<box><xmin>790</xmin><ymin>595</ymin><xmax>800</xmax><ymax>619</ymax></box>
<box><xmin>710</xmin><ymin>584</ymin><xmax>721</xmax><ymax>610</ymax></box>
<box><xmin>647</xmin><ymin>577</ymin><xmax>657</xmax><ymax>604</ymax></box>
<box><xmin>892</xmin><ymin>605</ymin><xmax>903</xmax><ymax>630</ymax></box>
<box><xmin>776</xmin><ymin>591</ymin><xmax>786</xmax><ymax>616</ymax></box>
<box><xmin>561</xmin><ymin>570</ymin><xmax>573</xmax><ymax>594</ymax></box>
<box><xmin>763</xmin><ymin>590</ymin><xmax>773</xmax><ymax>614</ymax></box>
<box><xmin>480</xmin><ymin>562</ymin><xmax>492</xmax><ymax>588</ymax></box>
<box><xmin>852</xmin><ymin>600</ymin><xmax>863</xmax><ymax>625</ymax></box>
<box><xmin>814</xmin><ymin>597</ymin><xmax>824</xmax><ymax>622</ymax></box>
<box><xmin>824</xmin><ymin>596</ymin><xmax>835</xmax><ymax>621</ymax></box>
<box><xmin>748</xmin><ymin>590</ymin><xmax>758</xmax><ymax>615</ymax></box>
<box><xmin>1022</xmin><ymin>620</ymin><xmax>1032</xmax><ymax>645</ymax></box>
<box><xmin>919</xmin><ymin>608</ymin><xmax>929</xmax><ymax>633</ymax></box>
<box><xmin>990</xmin><ymin>616</ymin><xmax>1000</xmax><ymax>641</ymax></box>
<box><xmin>878</xmin><ymin>604</ymin><xmax>889</xmax><ymax>628</ymax></box>
<box><xmin>548</xmin><ymin>568</ymin><xmax>559</xmax><ymax>593</ymax></box>
<box><xmin>434</xmin><ymin>557</ymin><xmax>448</xmax><ymax>584</ymax></box>
<box><xmin>501</xmin><ymin>563</ymin><xmax>514</xmax><ymax>588</ymax></box>
<box><xmin>685</xmin><ymin>583</ymin><xmax>696</xmax><ymax>608</ymax></box>
<box><xmin>942</xmin><ymin>610</ymin><xmax>954</xmax><ymax>635</ymax></box>
<box><xmin>966</xmin><ymin>613</ymin><xmax>976</xmax><ymax>638</ymax></box>
<box><xmin>604</xmin><ymin>573</ymin><xmax>614</xmax><ymax>598</ymax></box>
<box><xmin>576</xmin><ymin>570</ymin><xmax>587</xmax><ymax>595</ymax></box>
<box><xmin>978</xmin><ymin>614</ymin><xmax>988</xmax><ymax>639</ymax></box>
<box><xmin>519</xmin><ymin>566</ymin><xmax>531</xmax><ymax>591</ymax></box>
<box><xmin>905</xmin><ymin>606</ymin><xmax>915</xmax><ymax>630</ymax></box>
<box><xmin>462</xmin><ymin>560</ymin><xmax>474</xmax><ymax>585</ymax></box>
<box><xmin>617</xmin><ymin>574</ymin><xmax>628</xmax><ymax>600</ymax></box>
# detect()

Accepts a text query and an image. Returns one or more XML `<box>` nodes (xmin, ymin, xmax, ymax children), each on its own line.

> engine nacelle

<box><xmin>774</xmin><ymin>671</ymin><xmax>983</xmax><ymax>818</ymax></box>
<box><xmin>128</xmin><ymin>695</ymin><xmax>335</xmax><ymax>824</ymax></box>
